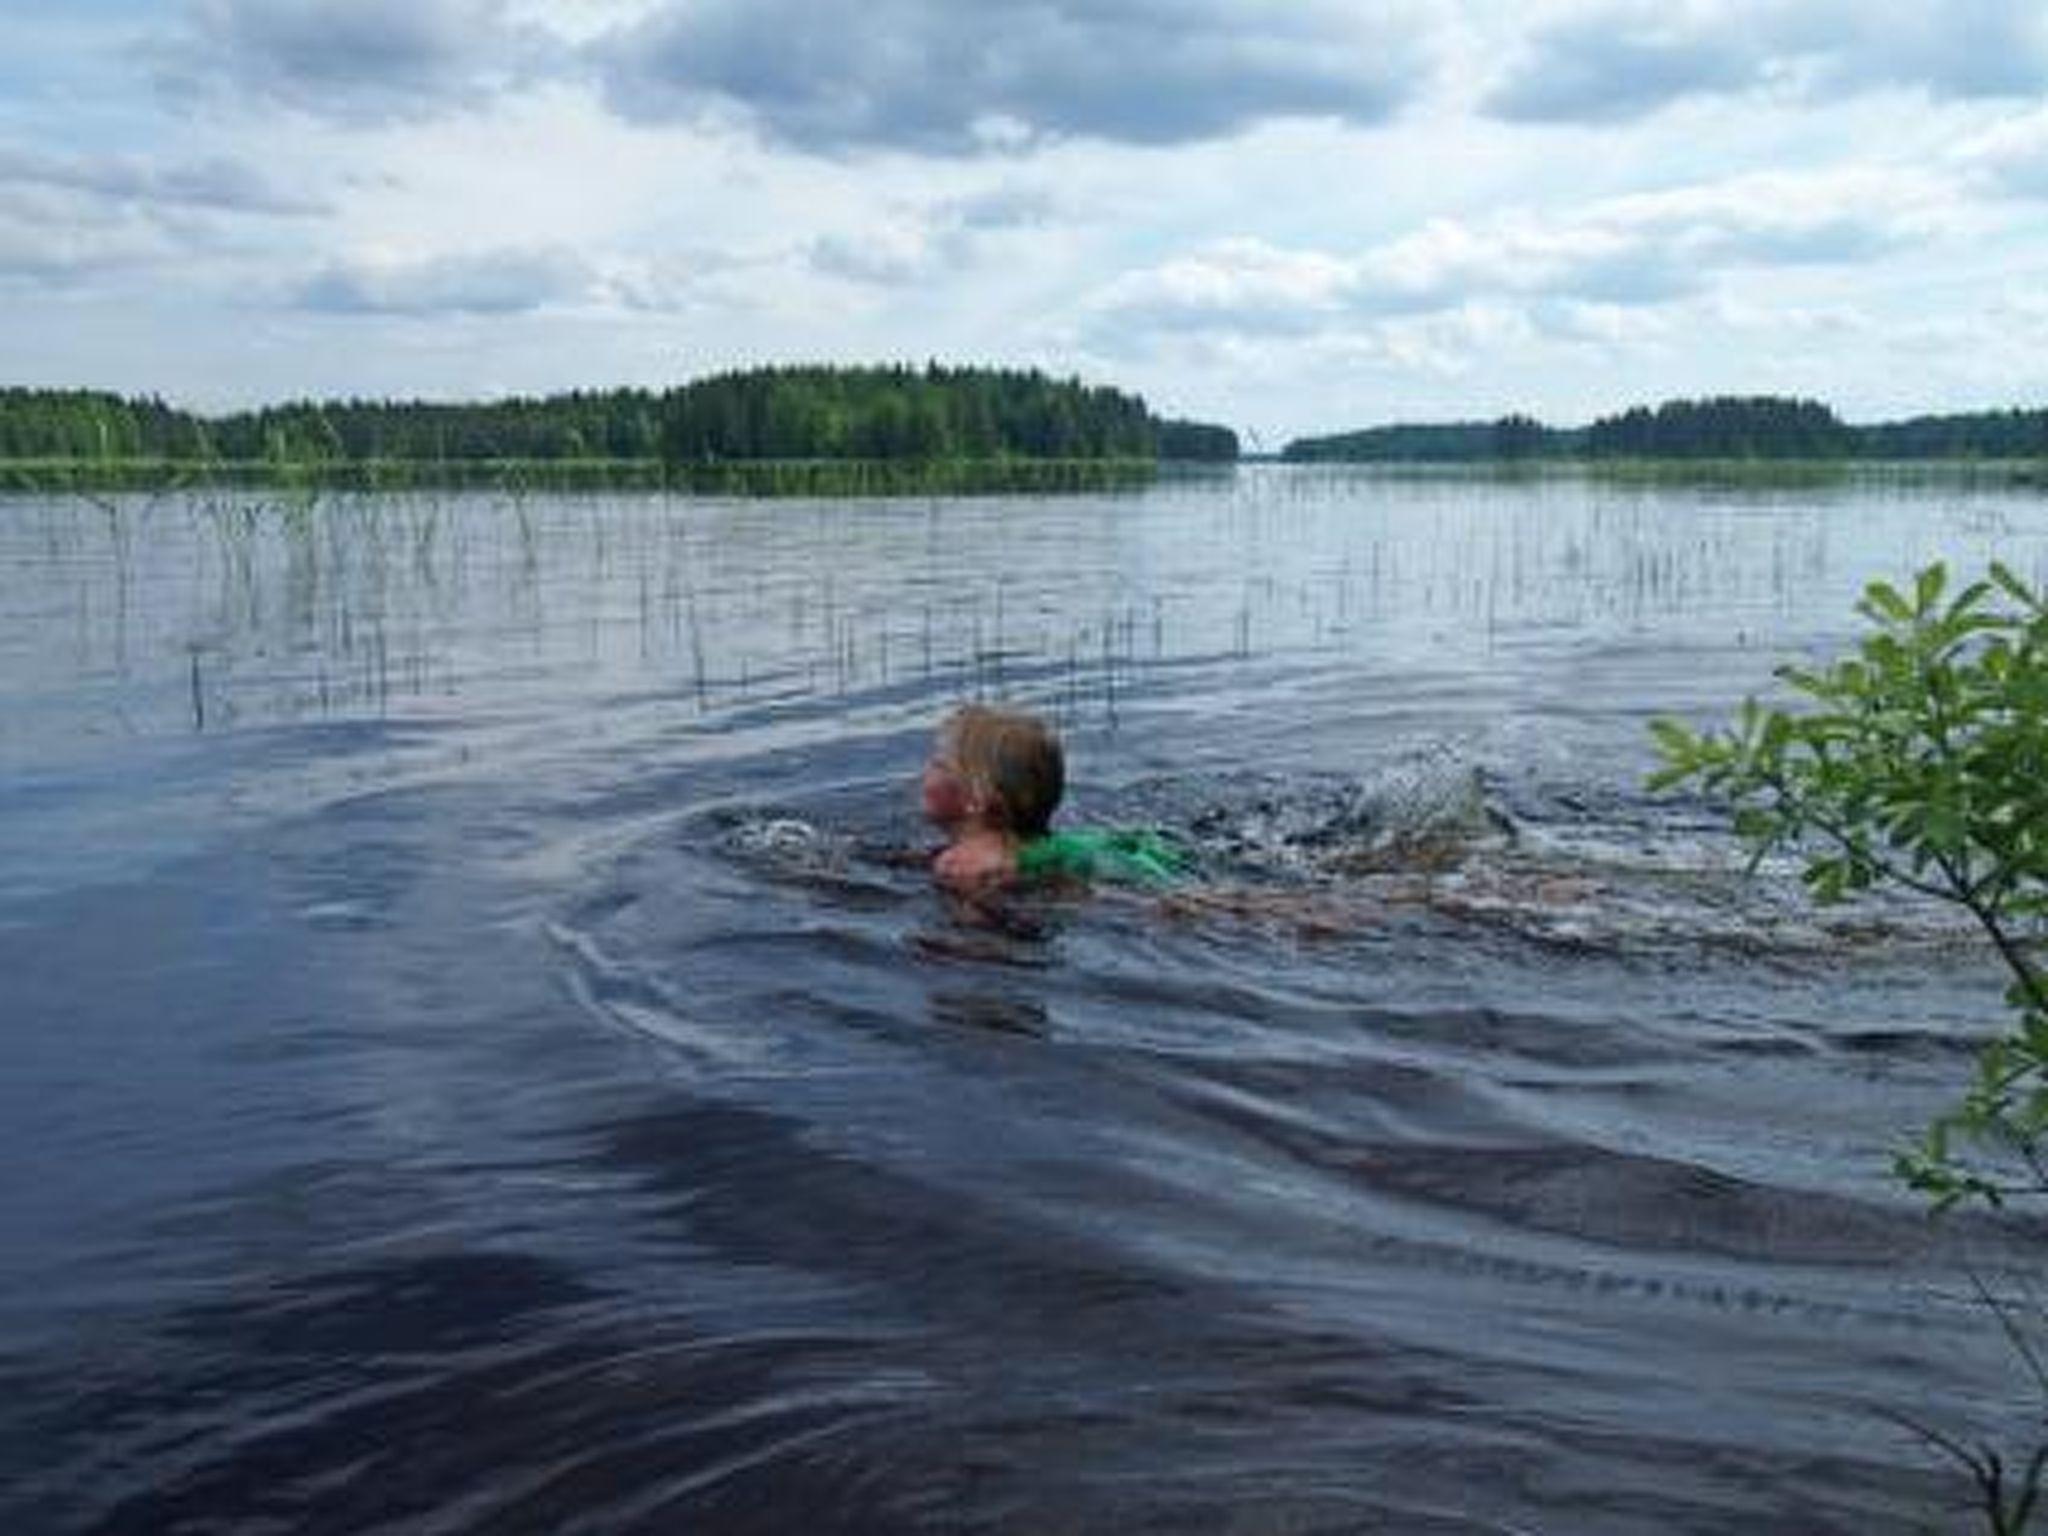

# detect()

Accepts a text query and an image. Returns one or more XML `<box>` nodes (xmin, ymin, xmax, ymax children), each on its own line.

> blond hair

<box><xmin>939</xmin><ymin>704</ymin><xmax>1065</xmax><ymax>837</ymax></box>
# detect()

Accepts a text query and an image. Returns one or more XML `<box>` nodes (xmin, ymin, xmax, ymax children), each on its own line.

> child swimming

<box><xmin>922</xmin><ymin>704</ymin><xmax>1187</xmax><ymax>891</ymax></box>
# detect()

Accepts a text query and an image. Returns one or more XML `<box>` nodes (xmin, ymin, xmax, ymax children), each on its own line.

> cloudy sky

<box><xmin>5</xmin><ymin>1</ymin><xmax>2048</xmax><ymax>443</ymax></box>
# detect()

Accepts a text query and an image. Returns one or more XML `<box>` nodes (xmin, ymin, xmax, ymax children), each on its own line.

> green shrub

<box><xmin>1651</xmin><ymin>562</ymin><xmax>2048</xmax><ymax>1208</ymax></box>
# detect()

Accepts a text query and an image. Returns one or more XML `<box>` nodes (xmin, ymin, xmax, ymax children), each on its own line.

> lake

<box><xmin>3</xmin><ymin>466</ymin><xmax>2043</xmax><ymax>1533</ymax></box>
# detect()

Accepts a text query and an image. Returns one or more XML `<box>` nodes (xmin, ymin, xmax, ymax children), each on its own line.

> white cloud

<box><xmin>1087</xmin><ymin>239</ymin><xmax>1360</xmax><ymax>337</ymax></box>
<box><xmin>1953</xmin><ymin>109</ymin><xmax>2048</xmax><ymax>199</ymax></box>
<box><xmin>1085</xmin><ymin>165</ymin><xmax>1945</xmax><ymax>343</ymax></box>
<box><xmin>1707</xmin><ymin>293</ymin><xmax>1871</xmax><ymax>339</ymax></box>
<box><xmin>11</xmin><ymin>0</ymin><xmax>2048</xmax><ymax>438</ymax></box>
<box><xmin>1532</xmin><ymin>299</ymin><xmax>1680</xmax><ymax>345</ymax></box>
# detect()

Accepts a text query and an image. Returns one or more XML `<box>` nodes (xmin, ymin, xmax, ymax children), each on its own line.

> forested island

<box><xmin>0</xmin><ymin>365</ymin><xmax>1239</xmax><ymax>492</ymax></box>
<box><xmin>1283</xmin><ymin>396</ymin><xmax>2048</xmax><ymax>464</ymax></box>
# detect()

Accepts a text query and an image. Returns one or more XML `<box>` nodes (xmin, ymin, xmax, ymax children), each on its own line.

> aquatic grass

<box><xmin>1886</xmin><ymin>1271</ymin><xmax>2048</xmax><ymax>1536</ymax></box>
<box><xmin>18</xmin><ymin>468</ymin><xmax>2037</xmax><ymax>758</ymax></box>
<box><xmin>0</xmin><ymin>455</ymin><xmax>1163</xmax><ymax>499</ymax></box>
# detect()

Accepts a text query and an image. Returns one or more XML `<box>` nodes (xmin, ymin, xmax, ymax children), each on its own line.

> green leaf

<box><xmin>1862</xmin><ymin>581</ymin><xmax>1912</xmax><ymax>624</ymax></box>
<box><xmin>1647</xmin><ymin>718</ymin><xmax>1698</xmax><ymax>763</ymax></box>
<box><xmin>1990</xmin><ymin>560</ymin><xmax>2040</xmax><ymax>611</ymax></box>
<box><xmin>1913</xmin><ymin>562</ymin><xmax>1948</xmax><ymax>616</ymax></box>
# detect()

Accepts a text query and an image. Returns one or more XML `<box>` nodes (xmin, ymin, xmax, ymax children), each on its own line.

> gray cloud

<box><xmin>0</xmin><ymin>148</ymin><xmax>325</xmax><ymax>290</ymax></box>
<box><xmin>1486</xmin><ymin>18</ymin><xmax>1755</xmax><ymax>123</ymax></box>
<box><xmin>0</xmin><ymin>146</ymin><xmax>327</xmax><ymax>217</ymax></box>
<box><xmin>158</xmin><ymin>0</ymin><xmax>542</xmax><ymax>123</ymax></box>
<box><xmin>1487</xmin><ymin>0</ymin><xmax>2048</xmax><ymax>124</ymax></box>
<box><xmin>0</xmin><ymin>221</ymin><xmax>159</xmax><ymax>287</ymax></box>
<box><xmin>944</xmin><ymin>185</ymin><xmax>1060</xmax><ymax>231</ymax></box>
<box><xmin>0</xmin><ymin>185</ymin><xmax>190</xmax><ymax>286</ymax></box>
<box><xmin>298</xmin><ymin>246</ymin><xmax>593</xmax><ymax>314</ymax></box>
<box><xmin>807</xmin><ymin>226</ymin><xmax>954</xmax><ymax>286</ymax></box>
<box><xmin>591</xmin><ymin>0</ymin><xmax>1433</xmax><ymax>153</ymax></box>
<box><xmin>598</xmin><ymin>246</ymin><xmax>795</xmax><ymax>314</ymax></box>
<box><xmin>1790</xmin><ymin>3</ymin><xmax>2048</xmax><ymax>99</ymax></box>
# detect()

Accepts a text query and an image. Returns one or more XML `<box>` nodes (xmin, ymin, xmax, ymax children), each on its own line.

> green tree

<box><xmin>1491</xmin><ymin>413</ymin><xmax>1549</xmax><ymax>460</ymax></box>
<box><xmin>1650</xmin><ymin>563</ymin><xmax>2048</xmax><ymax>1207</ymax></box>
<box><xmin>0</xmin><ymin>368</ymin><xmax>1238</xmax><ymax>474</ymax></box>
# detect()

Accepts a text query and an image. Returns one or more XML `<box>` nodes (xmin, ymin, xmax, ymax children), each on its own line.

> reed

<box><xmin>1</xmin><ymin>455</ymin><xmax>1163</xmax><ymax>498</ymax></box>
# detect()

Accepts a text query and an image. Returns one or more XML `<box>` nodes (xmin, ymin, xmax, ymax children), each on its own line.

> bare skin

<box><xmin>932</xmin><ymin>827</ymin><xmax>1019</xmax><ymax>889</ymax></box>
<box><xmin>922</xmin><ymin>745</ymin><xmax>1020</xmax><ymax>891</ymax></box>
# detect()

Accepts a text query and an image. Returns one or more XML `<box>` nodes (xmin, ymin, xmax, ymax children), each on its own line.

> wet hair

<box><xmin>939</xmin><ymin>704</ymin><xmax>1065</xmax><ymax>838</ymax></box>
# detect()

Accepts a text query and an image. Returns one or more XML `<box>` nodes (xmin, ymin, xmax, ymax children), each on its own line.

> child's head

<box><xmin>923</xmin><ymin>704</ymin><xmax>1065</xmax><ymax>838</ymax></box>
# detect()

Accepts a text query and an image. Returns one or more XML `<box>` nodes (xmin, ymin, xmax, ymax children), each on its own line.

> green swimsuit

<box><xmin>1015</xmin><ymin>828</ymin><xmax>1191</xmax><ymax>887</ymax></box>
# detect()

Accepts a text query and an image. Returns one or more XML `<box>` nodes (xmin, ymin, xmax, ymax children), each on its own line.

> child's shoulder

<box><xmin>934</xmin><ymin>834</ymin><xmax>1017</xmax><ymax>889</ymax></box>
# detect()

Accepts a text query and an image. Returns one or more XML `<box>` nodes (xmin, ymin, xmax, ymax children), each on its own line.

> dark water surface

<box><xmin>4</xmin><ymin>468</ymin><xmax>2046</xmax><ymax>1533</ymax></box>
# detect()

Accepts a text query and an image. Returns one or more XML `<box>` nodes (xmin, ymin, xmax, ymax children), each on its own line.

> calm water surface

<box><xmin>3</xmin><ymin>467</ymin><xmax>2046</xmax><ymax>1533</ymax></box>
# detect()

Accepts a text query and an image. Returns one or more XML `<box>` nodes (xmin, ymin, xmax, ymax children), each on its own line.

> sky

<box><xmin>3</xmin><ymin>1</ymin><xmax>2047</xmax><ymax>445</ymax></box>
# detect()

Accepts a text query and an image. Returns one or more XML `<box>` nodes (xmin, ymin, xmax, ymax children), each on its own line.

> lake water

<box><xmin>3</xmin><ymin>466</ymin><xmax>2045</xmax><ymax>1533</ymax></box>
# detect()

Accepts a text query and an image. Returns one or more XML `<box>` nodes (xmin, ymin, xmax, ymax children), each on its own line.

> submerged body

<box><xmin>1016</xmin><ymin>827</ymin><xmax>1190</xmax><ymax>888</ymax></box>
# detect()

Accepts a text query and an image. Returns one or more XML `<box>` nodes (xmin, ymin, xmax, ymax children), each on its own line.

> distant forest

<box><xmin>0</xmin><ymin>365</ymin><xmax>1239</xmax><ymax>467</ymax></box>
<box><xmin>1283</xmin><ymin>397</ymin><xmax>2048</xmax><ymax>463</ymax></box>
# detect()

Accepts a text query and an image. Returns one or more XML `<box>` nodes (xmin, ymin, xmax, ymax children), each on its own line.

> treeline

<box><xmin>0</xmin><ymin>365</ymin><xmax>1239</xmax><ymax>467</ymax></box>
<box><xmin>1284</xmin><ymin>397</ymin><xmax>2048</xmax><ymax>463</ymax></box>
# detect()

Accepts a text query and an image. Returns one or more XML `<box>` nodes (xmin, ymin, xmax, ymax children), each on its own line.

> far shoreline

<box><xmin>3</xmin><ymin>454</ymin><xmax>2039</xmax><ymax>498</ymax></box>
